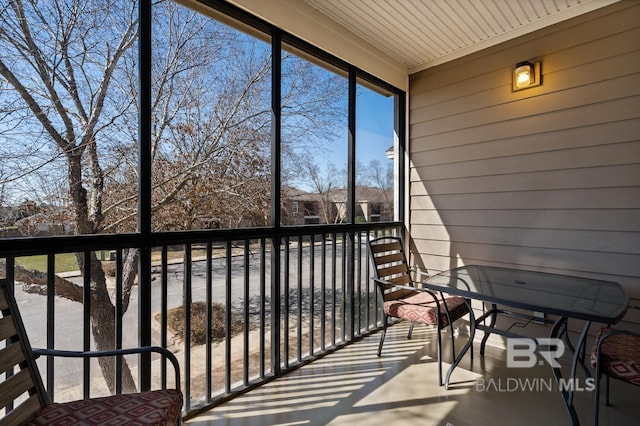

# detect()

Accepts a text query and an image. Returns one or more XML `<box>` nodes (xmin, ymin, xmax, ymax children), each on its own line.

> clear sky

<box><xmin>295</xmin><ymin>84</ymin><xmax>395</xmax><ymax>192</ymax></box>
<box><xmin>356</xmin><ymin>84</ymin><xmax>395</xmax><ymax>166</ymax></box>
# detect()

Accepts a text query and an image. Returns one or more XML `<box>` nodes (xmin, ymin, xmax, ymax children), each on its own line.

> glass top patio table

<box><xmin>421</xmin><ymin>265</ymin><xmax>628</xmax><ymax>324</ymax></box>
<box><xmin>420</xmin><ymin>264</ymin><xmax>629</xmax><ymax>425</ymax></box>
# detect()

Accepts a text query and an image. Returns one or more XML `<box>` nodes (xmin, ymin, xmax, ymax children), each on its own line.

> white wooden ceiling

<box><xmin>303</xmin><ymin>0</ymin><xmax>620</xmax><ymax>73</ymax></box>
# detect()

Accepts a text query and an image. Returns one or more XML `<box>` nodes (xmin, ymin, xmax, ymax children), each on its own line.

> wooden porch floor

<box><xmin>186</xmin><ymin>320</ymin><xmax>639</xmax><ymax>426</ymax></box>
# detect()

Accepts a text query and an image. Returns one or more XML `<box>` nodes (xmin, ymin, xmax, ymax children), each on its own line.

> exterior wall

<box><xmin>408</xmin><ymin>2</ymin><xmax>640</xmax><ymax>299</ymax></box>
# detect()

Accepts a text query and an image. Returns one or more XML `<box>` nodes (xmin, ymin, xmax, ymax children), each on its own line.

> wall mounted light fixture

<box><xmin>513</xmin><ymin>60</ymin><xmax>541</xmax><ymax>91</ymax></box>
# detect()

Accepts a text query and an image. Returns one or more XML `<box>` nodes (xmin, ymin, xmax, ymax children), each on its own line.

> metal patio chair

<box><xmin>368</xmin><ymin>236</ymin><xmax>470</xmax><ymax>386</ymax></box>
<box><xmin>0</xmin><ymin>281</ymin><xmax>183</xmax><ymax>425</ymax></box>
<box><xmin>591</xmin><ymin>324</ymin><xmax>640</xmax><ymax>425</ymax></box>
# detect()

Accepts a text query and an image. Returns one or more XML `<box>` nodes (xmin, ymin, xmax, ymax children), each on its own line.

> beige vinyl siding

<box><xmin>408</xmin><ymin>2</ymin><xmax>640</xmax><ymax>298</ymax></box>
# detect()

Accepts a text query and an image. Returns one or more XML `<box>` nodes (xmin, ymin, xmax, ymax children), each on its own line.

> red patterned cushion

<box><xmin>27</xmin><ymin>389</ymin><xmax>183</xmax><ymax>426</ymax></box>
<box><xmin>590</xmin><ymin>327</ymin><xmax>640</xmax><ymax>386</ymax></box>
<box><xmin>384</xmin><ymin>292</ymin><xmax>468</xmax><ymax>327</ymax></box>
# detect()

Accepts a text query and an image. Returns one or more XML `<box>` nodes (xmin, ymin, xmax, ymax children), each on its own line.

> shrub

<box><xmin>157</xmin><ymin>301</ymin><xmax>246</xmax><ymax>346</ymax></box>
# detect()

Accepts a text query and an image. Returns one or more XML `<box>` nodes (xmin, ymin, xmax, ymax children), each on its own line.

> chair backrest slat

<box><xmin>0</xmin><ymin>343</ymin><xmax>26</xmax><ymax>376</ymax></box>
<box><xmin>370</xmin><ymin>241</ymin><xmax>403</xmax><ymax>254</ymax></box>
<box><xmin>0</xmin><ymin>316</ymin><xmax>17</xmax><ymax>344</ymax></box>
<box><xmin>368</xmin><ymin>236</ymin><xmax>417</xmax><ymax>292</ymax></box>
<box><xmin>0</xmin><ymin>367</ymin><xmax>38</xmax><ymax>410</ymax></box>
<box><xmin>373</xmin><ymin>252</ymin><xmax>405</xmax><ymax>266</ymax></box>
<box><xmin>383</xmin><ymin>287</ymin><xmax>418</xmax><ymax>300</ymax></box>
<box><xmin>0</xmin><ymin>393</ymin><xmax>42</xmax><ymax>426</ymax></box>
<box><xmin>377</xmin><ymin>264</ymin><xmax>409</xmax><ymax>280</ymax></box>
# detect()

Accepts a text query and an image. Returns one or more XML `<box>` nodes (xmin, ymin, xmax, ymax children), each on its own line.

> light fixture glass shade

<box><xmin>512</xmin><ymin>60</ymin><xmax>541</xmax><ymax>91</ymax></box>
<box><xmin>515</xmin><ymin>64</ymin><xmax>533</xmax><ymax>88</ymax></box>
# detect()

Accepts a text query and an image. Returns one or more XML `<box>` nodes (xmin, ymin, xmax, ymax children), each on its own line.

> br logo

<box><xmin>507</xmin><ymin>338</ymin><xmax>565</xmax><ymax>368</ymax></box>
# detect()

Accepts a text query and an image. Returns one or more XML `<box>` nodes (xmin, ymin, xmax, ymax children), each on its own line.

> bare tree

<box><xmin>300</xmin><ymin>157</ymin><xmax>344</xmax><ymax>224</ymax></box>
<box><xmin>0</xmin><ymin>0</ymin><xmax>346</xmax><ymax>393</ymax></box>
<box><xmin>0</xmin><ymin>0</ymin><xmax>141</xmax><ymax>392</ymax></box>
<box><xmin>364</xmin><ymin>158</ymin><xmax>393</xmax><ymax>206</ymax></box>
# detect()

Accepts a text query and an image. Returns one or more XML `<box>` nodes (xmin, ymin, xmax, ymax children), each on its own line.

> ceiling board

<box><xmin>303</xmin><ymin>0</ymin><xmax>620</xmax><ymax>73</ymax></box>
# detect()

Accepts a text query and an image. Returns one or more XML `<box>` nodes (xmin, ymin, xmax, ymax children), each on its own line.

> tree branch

<box><xmin>0</xmin><ymin>262</ymin><xmax>84</xmax><ymax>304</ymax></box>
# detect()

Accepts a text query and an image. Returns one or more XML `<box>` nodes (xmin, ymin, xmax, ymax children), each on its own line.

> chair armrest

<box><xmin>372</xmin><ymin>277</ymin><xmax>440</xmax><ymax>302</ymax></box>
<box><xmin>409</xmin><ymin>268</ymin><xmax>431</xmax><ymax>279</ymax></box>
<box><xmin>372</xmin><ymin>277</ymin><xmax>416</xmax><ymax>291</ymax></box>
<box><xmin>32</xmin><ymin>346</ymin><xmax>181</xmax><ymax>391</ymax></box>
<box><xmin>597</xmin><ymin>329</ymin><xmax>640</xmax><ymax>345</ymax></box>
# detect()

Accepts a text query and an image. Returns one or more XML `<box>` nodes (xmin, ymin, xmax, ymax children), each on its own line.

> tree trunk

<box><xmin>75</xmin><ymin>251</ymin><xmax>139</xmax><ymax>393</ymax></box>
<box><xmin>68</xmin><ymin>150</ymin><xmax>139</xmax><ymax>394</ymax></box>
<box><xmin>91</xmin><ymin>289</ymin><xmax>139</xmax><ymax>393</ymax></box>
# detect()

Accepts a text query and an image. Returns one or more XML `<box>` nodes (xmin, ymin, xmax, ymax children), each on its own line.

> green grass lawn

<box><xmin>15</xmin><ymin>249</ymin><xmax>198</xmax><ymax>274</ymax></box>
<box><xmin>14</xmin><ymin>245</ymin><xmax>259</xmax><ymax>274</ymax></box>
<box><xmin>16</xmin><ymin>253</ymin><xmax>80</xmax><ymax>273</ymax></box>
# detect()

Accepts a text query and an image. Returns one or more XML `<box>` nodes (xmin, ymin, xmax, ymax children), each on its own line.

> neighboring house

<box><xmin>329</xmin><ymin>186</ymin><xmax>393</xmax><ymax>223</ymax></box>
<box><xmin>282</xmin><ymin>187</ymin><xmax>326</xmax><ymax>225</ymax></box>
<box><xmin>282</xmin><ymin>186</ymin><xmax>392</xmax><ymax>225</ymax></box>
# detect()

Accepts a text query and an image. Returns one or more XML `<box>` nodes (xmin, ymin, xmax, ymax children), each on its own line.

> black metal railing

<box><xmin>0</xmin><ymin>223</ymin><xmax>400</xmax><ymax>418</ymax></box>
